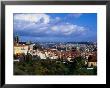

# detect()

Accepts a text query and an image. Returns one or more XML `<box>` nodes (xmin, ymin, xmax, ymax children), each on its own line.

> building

<box><xmin>14</xmin><ymin>44</ymin><xmax>29</xmax><ymax>55</ymax></box>
<box><xmin>14</xmin><ymin>35</ymin><xmax>36</xmax><ymax>55</ymax></box>
<box><xmin>14</xmin><ymin>35</ymin><xmax>19</xmax><ymax>43</ymax></box>
<box><xmin>88</xmin><ymin>55</ymin><xmax>97</xmax><ymax>67</ymax></box>
<box><xmin>37</xmin><ymin>51</ymin><xmax>46</xmax><ymax>59</ymax></box>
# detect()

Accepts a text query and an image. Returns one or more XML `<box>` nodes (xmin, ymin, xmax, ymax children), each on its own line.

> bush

<box><xmin>14</xmin><ymin>57</ymin><xmax>97</xmax><ymax>75</ymax></box>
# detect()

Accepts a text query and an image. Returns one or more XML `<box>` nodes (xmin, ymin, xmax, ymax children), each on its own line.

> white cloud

<box><xmin>55</xmin><ymin>17</ymin><xmax>61</xmax><ymax>21</ymax></box>
<box><xmin>72</xmin><ymin>13</ymin><xmax>82</xmax><ymax>18</ymax></box>
<box><xmin>14</xmin><ymin>13</ymin><xmax>50</xmax><ymax>24</ymax></box>
<box><xmin>51</xmin><ymin>24</ymin><xmax>87</xmax><ymax>35</ymax></box>
<box><xmin>14</xmin><ymin>13</ymin><xmax>87</xmax><ymax>37</ymax></box>
<box><xmin>67</xmin><ymin>13</ymin><xmax>82</xmax><ymax>18</ymax></box>
<box><xmin>51</xmin><ymin>26</ymin><xmax>59</xmax><ymax>31</ymax></box>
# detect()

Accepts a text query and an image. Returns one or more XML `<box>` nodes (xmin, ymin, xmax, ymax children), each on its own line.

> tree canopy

<box><xmin>14</xmin><ymin>56</ymin><xmax>97</xmax><ymax>75</ymax></box>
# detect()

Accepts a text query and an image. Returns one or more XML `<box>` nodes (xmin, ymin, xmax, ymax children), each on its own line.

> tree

<box><xmin>26</xmin><ymin>52</ymin><xmax>32</xmax><ymax>61</ymax></box>
<box><xmin>14</xmin><ymin>57</ymin><xmax>96</xmax><ymax>75</ymax></box>
<box><xmin>74</xmin><ymin>57</ymin><xmax>85</xmax><ymax>69</ymax></box>
<box><xmin>93</xmin><ymin>67</ymin><xmax>97</xmax><ymax>75</ymax></box>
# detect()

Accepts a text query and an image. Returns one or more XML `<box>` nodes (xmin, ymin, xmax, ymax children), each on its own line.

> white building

<box><xmin>14</xmin><ymin>45</ymin><xmax>29</xmax><ymax>55</ymax></box>
<box><xmin>50</xmin><ymin>55</ymin><xmax>58</xmax><ymax>59</ymax></box>
<box><xmin>37</xmin><ymin>52</ymin><xmax>46</xmax><ymax>59</ymax></box>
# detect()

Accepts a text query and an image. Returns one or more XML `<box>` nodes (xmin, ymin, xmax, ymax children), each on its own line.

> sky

<box><xmin>13</xmin><ymin>13</ymin><xmax>97</xmax><ymax>42</ymax></box>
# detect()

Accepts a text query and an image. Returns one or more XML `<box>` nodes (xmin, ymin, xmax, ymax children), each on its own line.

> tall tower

<box><xmin>14</xmin><ymin>34</ymin><xmax>19</xmax><ymax>45</ymax></box>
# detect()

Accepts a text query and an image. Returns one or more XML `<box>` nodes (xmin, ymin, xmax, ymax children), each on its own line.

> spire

<box><xmin>14</xmin><ymin>33</ymin><xmax>19</xmax><ymax>44</ymax></box>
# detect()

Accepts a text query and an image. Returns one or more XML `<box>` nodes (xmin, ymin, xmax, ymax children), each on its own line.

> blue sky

<box><xmin>14</xmin><ymin>13</ymin><xmax>97</xmax><ymax>42</ymax></box>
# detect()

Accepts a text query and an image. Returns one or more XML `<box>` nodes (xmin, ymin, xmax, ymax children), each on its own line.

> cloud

<box><xmin>67</xmin><ymin>13</ymin><xmax>82</xmax><ymax>18</ymax></box>
<box><xmin>14</xmin><ymin>13</ymin><xmax>88</xmax><ymax>38</ymax></box>
<box><xmin>55</xmin><ymin>17</ymin><xmax>61</xmax><ymax>21</ymax></box>
<box><xmin>14</xmin><ymin>13</ymin><xmax>50</xmax><ymax>24</ymax></box>
<box><xmin>51</xmin><ymin>23</ymin><xmax>87</xmax><ymax>36</ymax></box>
<box><xmin>51</xmin><ymin>24</ymin><xmax>75</xmax><ymax>35</ymax></box>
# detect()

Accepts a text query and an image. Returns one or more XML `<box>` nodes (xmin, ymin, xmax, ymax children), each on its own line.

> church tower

<box><xmin>14</xmin><ymin>34</ymin><xmax>19</xmax><ymax>45</ymax></box>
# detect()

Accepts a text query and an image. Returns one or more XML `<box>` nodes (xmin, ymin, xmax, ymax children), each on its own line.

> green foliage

<box><xmin>14</xmin><ymin>57</ymin><xmax>97</xmax><ymax>75</ymax></box>
<box><xmin>73</xmin><ymin>68</ymin><xmax>96</xmax><ymax>75</ymax></box>
<box><xmin>93</xmin><ymin>67</ymin><xmax>97</xmax><ymax>75</ymax></box>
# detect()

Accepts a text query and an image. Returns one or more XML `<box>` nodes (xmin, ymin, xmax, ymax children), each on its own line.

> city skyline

<box><xmin>14</xmin><ymin>13</ymin><xmax>97</xmax><ymax>42</ymax></box>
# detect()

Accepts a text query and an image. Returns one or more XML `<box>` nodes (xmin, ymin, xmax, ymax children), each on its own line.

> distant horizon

<box><xmin>14</xmin><ymin>13</ymin><xmax>97</xmax><ymax>42</ymax></box>
<box><xmin>14</xmin><ymin>35</ymin><xmax>97</xmax><ymax>43</ymax></box>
